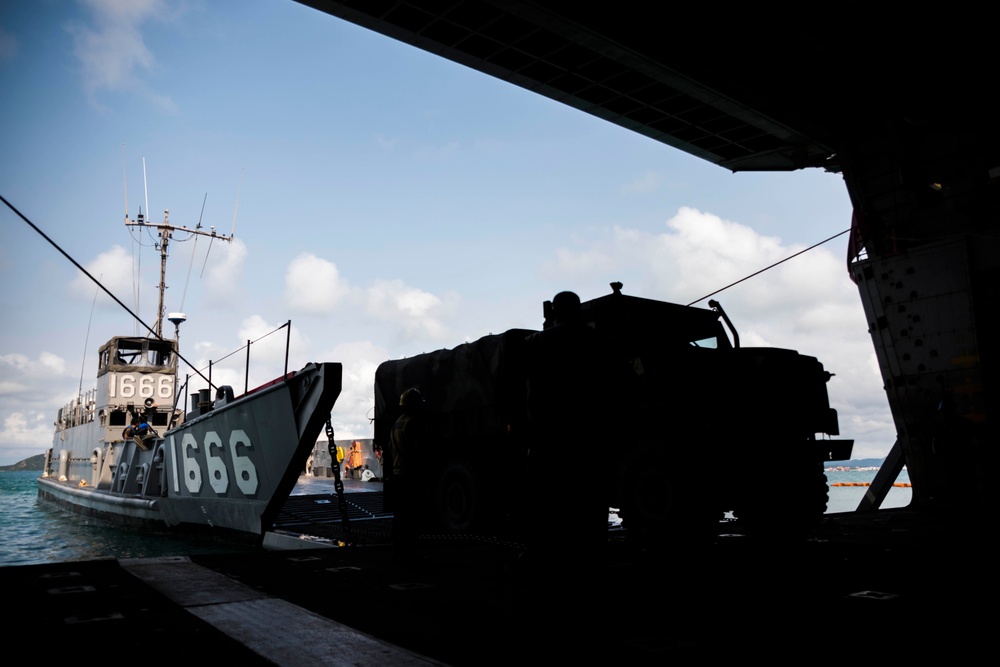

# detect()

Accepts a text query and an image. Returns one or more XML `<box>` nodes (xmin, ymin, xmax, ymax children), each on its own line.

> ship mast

<box><xmin>125</xmin><ymin>209</ymin><xmax>233</xmax><ymax>338</ymax></box>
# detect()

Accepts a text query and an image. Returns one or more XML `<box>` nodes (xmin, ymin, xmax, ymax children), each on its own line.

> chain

<box><xmin>325</xmin><ymin>418</ymin><xmax>351</xmax><ymax>540</ymax></box>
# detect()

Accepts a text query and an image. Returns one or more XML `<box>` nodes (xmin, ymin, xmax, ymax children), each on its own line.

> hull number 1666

<box><xmin>167</xmin><ymin>429</ymin><xmax>259</xmax><ymax>497</ymax></box>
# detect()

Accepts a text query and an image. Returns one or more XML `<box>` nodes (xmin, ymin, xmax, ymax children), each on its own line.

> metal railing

<box><xmin>173</xmin><ymin>320</ymin><xmax>291</xmax><ymax>417</ymax></box>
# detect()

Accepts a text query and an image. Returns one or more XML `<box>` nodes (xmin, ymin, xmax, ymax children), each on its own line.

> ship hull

<box><xmin>38</xmin><ymin>362</ymin><xmax>342</xmax><ymax>540</ymax></box>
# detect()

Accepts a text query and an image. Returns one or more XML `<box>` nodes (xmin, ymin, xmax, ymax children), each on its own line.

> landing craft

<box><xmin>36</xmin><ymin>208</ymin><xmax>342</xmax><ymax>540</ymax></box>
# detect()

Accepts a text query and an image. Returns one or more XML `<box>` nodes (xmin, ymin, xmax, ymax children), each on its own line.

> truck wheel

<box><xmin>618</xmin><ymin>445</ymin><xmax>712</xmax><ymax>544</ymax></box>
<box><xmin>435</xmin><ymin>462</ymin><xmax>480</xmax><ymax>533</ymax></box>
<box><xmin>735</xmin><ymin>457</ymin><xmax>828</xmax><ymax>536</ymax></box>
<box><xmin>620</xmin><ymin>456</ymin><xmax>673</xmax><ymax>529</ymax></box>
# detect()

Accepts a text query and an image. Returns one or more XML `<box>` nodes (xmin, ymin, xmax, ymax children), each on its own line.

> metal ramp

<box><xmin>272</xmin><ymin>492</ymin><xmax>389</xmax><ymax>531</ymax></box>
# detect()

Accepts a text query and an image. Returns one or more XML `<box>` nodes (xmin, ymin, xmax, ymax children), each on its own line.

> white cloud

<box><xmin>0</xmin><ymin>353</ymin><xmax>77</xmax><ymax>462</ymax></box>
<box><xmin>365</xmin><ymin>279</ymin><xmax>456</xmax><ymax>343</ymax></box>
<box><xmin>540</xmin><ymin>206</ymin><xmax>896</xmax><ymax>459</ymax></box>
<box><xmin>178</xmin><ymin>314</ymin><xmax>309</xmax><ymax>396</ymax></box>
<box><xmin>238</xmin><ymin>314</ymin><xmax>307</xmax><ymax>369</ymax></box>
<box><xmin>0</xmin><ymin>411</ymin><xmax>53</xmax><ymax>462</ymax></box>
<box><xmin>69</xmin><ymin>0</ymin><xmax>178</xmax><ymax>112</ymax></box>
<box><xmin>67</xmin><ymin>236</ymin><xmax>244</xmax><ymax>323</ymax></box>
<box><xmin>620</xmin><ymin>171</ymin><xmax>661</xmax><ymax>194</ymax></box>
<box><xmin>319</xmin><ymin>340</ymin><xmax>390</xmax><ymax>440</ymax></box>
<box><xmin>284</xmin><ymin>253</ymin><xmax>350</xmax><ymax>315</ymax></box>
<box><xmin>1</xmin><ymin>352</ymin><xmax>71</xmax><ymax>385</ymax></box>
<box><xmin>39</xmin><ymin>351</ymin><xmax>67</xmax><ymax>375</ymax></box>
<box><xmin>200</xmin><ymin>237</ymin><xmax>248</xmax><ymax>305</ymax></box>
<box><xmin>548</xmin><ymin>243</ymin><xmax>617</xmax><ymax>278</ymax></box>
<box><xmin>71</xmin><ymin>245</ymin><xmax>135</xmax><ymax>305</ymax></box>
<box><xmin>0</xmin><ymin>199</ymin><xmax>895</xmax><ymax>464</ymax></box>
<box><xmin>658</xmin><ymin>207</ymin><xmax>790</xmax><ymax>303</ymax></box>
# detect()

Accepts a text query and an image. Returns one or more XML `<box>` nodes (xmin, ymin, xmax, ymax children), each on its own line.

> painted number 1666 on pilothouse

<box><xmin>105</xmin><ymin>372</ymin><xmax>175</xmax><ymax>401</ymax></box>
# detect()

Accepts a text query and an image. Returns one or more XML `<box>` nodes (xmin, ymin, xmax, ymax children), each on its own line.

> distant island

<box><xmin>0</xmin><ymin>454</ymin><xmax>46</xmax><ymax>472</ymax></box>
<box><xmin>827</xmin><ymin>458</ymin><xmax>886</xmax><ymax>470</ymax></box>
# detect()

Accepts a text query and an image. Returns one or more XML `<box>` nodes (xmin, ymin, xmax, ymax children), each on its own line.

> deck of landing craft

<box><xmin>6</xmin><ymin>499</ymin><xmax>993</xmax><ymax>665</ymax></box>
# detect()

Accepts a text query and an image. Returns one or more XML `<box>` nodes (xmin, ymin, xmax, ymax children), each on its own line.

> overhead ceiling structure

<box><xmin>296</xmin><ymin>1</ymin><xmax>999</xmax><ymax>512</ymax></box>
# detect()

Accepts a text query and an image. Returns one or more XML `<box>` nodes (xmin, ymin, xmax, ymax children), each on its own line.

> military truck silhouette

<box><xmin>374</xmin><ymin>283</ymin><xmax>852</xmax><ymax>541</ymax></box>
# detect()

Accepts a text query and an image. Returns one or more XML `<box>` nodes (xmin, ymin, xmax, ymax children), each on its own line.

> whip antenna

<box><xmin>200</xmin><ymin>171</ymin><xmax>241</xmax><ymax>278</ymax></box>
<box><xmin>199</xmin><ymin>229</ymin><xmax>215</xmax><ymax>278</ymax></box>
<box><xmin>180</xmin><ymin>193</ymin><xmax>206</xmax><ymax>311</ymax></box>
<box><xmin>79</xmin><ymin>277</ymin><xmax>102</xmax><ymax>398</ymax></box>
<box><xmin>137</xmin><ymin>158</ymin><xmax>152</xmax><ymax>335</ymax></box>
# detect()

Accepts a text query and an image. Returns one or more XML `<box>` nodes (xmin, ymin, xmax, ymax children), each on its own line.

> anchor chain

<box><xmin>325</xmin><ymin>418</ymin><xmax>351</xmax><ymax>539</ymax></box>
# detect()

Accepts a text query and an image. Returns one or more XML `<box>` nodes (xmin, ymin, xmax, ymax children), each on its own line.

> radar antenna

<box><xmin>125</xmin><ymin>207</ymin><xmax>232</xmax><ymax>338</ymax></box>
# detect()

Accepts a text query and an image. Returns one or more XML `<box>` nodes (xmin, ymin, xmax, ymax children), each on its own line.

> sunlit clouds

<box><xmin>620</xmin><ymin>171</ymin><xmax>662</xmax><ymax>194</ymax></box>
<box><xmin>68</xmin><ymin>0</ymin><xmax>178</xmax><ymax>113</ymax></box>
<box><xmin>0</xmin><ymin>353</ymin><xmax>74</xmax><ymax>455</ymax></box>
<box><xmin>199</xmin><ymin>238</ymin><xmax>248</xmax><ymax>306</ymax></box>
<box><xmin>319</xmin><ymin>340</ymin><xmax>390</xmax><ymax>439</ymax></box>
<box><xmin>284</xmin><ymin>253</ymin><xmax>350</xmax><ymax>315</ymax></box>
<box><xmin>71</xmin><ymin>245</ymin><xmax>133</xmax><ymax>304</ymax></box>
<box><xmin>0</xmin><ymin>411</ymin><xmax>53</xmax><ymax>456</ymax></box>
<box><xmin>0</xmin><ymin>0</ymin><xmax>894</xmax><ymax>465</ymax></box>
<box><xmin>6</xmin><ymin>203</ymin><xmax>895</xmax><ymax>461</ymax></box>
<box><xmin>365</xmin><ymin>279</ymin><xmax>455</xmax><ymax>343</ymax></box>
<box><xmin>539</xmin><ymin>207</ymin><xmax>892</xmax><ymax>456</ymax></box>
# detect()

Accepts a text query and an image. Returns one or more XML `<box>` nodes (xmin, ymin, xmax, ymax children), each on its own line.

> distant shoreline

<box><xmin>0</xmin><ymin>454</ymin><xmax>45</xmax><ymax>473</ymax></box>
<box><xmin>825</xmin><ymin>458</ymin><xmax>889</xmax><ymax>471</ymax></box>
<box><xmin>2</xmin><ymin>454</ymin><xmax>893</xmax><ymax>473</ymax></box>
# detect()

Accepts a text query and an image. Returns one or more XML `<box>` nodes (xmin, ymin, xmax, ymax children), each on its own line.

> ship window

<box><xmin>689</xmin><ymin>336</ymin><xmax>719</xmax><ymax>349</ymax></box>
<box><xmin>116</xmin><ymin>340</ymin><xmax>143</xmax><ymax>365</ymax></box>
<box><xmin>109</xmin><ymin>411</ymin><xmax>127</xmax><ymax>427</ymax></box>
<box><xmin>147</xmin><ymin>340</ymin><xmax>173</xmax><ymax>367</ymax></box>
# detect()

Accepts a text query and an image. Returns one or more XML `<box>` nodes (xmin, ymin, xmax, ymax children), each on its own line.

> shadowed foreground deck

<box><xmin>8</xmin><ymin>492</ymin><xmax>992</xmax><ymax>665</ymax></box>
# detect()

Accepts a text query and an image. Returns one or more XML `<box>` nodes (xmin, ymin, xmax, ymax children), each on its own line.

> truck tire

<box><xmin>435</xmin><ymin>461</ymin><xmax>481</xmax><ymax>533</ymax></box>
<box><xmin>617</xmin><ymin>444</ymin><xmax>715</xmax><ymax>544</ymax></box>
<box><xmin>734</xmin><ymin>454</ymin><xmax>828</xmax><ymax>536</ymax></box>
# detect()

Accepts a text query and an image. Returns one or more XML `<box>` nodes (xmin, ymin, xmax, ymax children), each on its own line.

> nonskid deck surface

<box><xmin>273</xmin><ymin>492</ymin><xmax>390</xmax><ymax>537</ymax></box>
<box><xmin>276</xmin><ymin>477</ymin><xmax>391</xmax><ymax>541</ymax></box>
<box><xmin>6</xmin><ymin>506</ymin><xmax>994</xmax><ymax>665</ymax></box>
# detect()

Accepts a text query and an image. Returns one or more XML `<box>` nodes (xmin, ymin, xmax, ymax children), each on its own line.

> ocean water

<box><xmin>825</xmin><ymin>466</ymin><xmax>911</xmax><ymax>514</ymax></box>
<box><xmin>0</xmin><ymin>466</ymin><xmax>912</xmax><ymax>566</ymax></box>
<box><xmin>0</xmin><ymin>470</ymin><xmax>255</xmax><ymax>566</ymax></box>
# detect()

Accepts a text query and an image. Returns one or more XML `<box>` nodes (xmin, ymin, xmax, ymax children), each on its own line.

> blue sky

<box><xmin>0</xmin><ymin>0</ymin><xmax>894</xmax><ymax>466</ymax></box>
